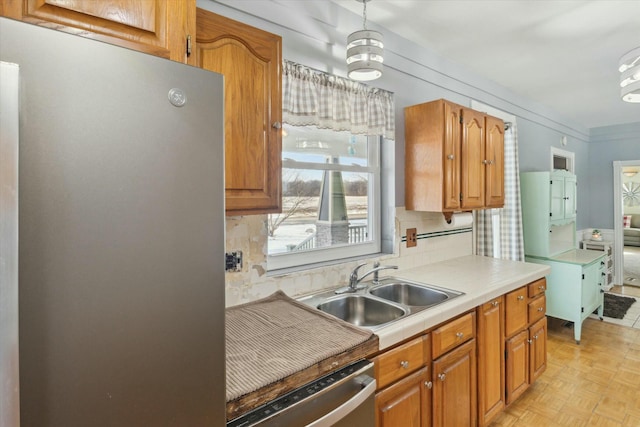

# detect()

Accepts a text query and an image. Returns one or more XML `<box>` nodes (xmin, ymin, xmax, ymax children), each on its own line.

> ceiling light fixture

<box><xmin>346</xmin><ymin>0</ymin><xmax>383</xmax><ymax>81</ymax></box>
<box><xmin>623</xmin><ymin>171</ymin><xmax>638</xmax><ymax>177</ymax></box>
<box><xmin>619</xmin><ymin>47</ymin><xmax>640</xmax><ymax>103</ymax></box>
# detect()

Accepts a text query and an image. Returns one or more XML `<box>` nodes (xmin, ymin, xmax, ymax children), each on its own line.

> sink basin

<box><xmin>317</xmin><ymin>295</ymin><xmax>406</xmax><ymax>327</ymax></box>
<box><xmin>369</xmin><ymin>281</ymin><xmax>459</xmax><ymax>308</ymax></box>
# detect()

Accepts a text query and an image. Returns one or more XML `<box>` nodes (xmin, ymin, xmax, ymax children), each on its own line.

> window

<box><xmin>271</xmin><ymin>60</ymin><xmax>395</xmax><ymax>270</ymax></box>
<box><xmin>268</xmin><ymin>124</ymin><xmax>381</xmax><ymax>270</ymax></box>
<box><xmin>550</xmin><ymin>147</ymin><xmax>574</xmax><ymax>173</ymax></box>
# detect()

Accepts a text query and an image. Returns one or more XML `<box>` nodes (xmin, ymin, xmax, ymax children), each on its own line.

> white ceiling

<box><xmin>331</xmin><ymin>0</ymin><xmax>640</xmax><ymax>129</ymax></box>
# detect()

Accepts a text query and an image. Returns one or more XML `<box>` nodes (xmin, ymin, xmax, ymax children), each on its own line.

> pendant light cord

<box><xmin>362</xmin><ymin>0</ymin><xmax>368</xmax><ymax>30</ymax></box>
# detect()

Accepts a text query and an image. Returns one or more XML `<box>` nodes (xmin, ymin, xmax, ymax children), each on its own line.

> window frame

<box><xmin>267</xmin><ymin>131</ymin><xmax>382</xmax><ymax>271</ymax></box>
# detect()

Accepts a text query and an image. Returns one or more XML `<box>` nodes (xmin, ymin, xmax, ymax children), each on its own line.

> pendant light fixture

<box><xmin>346</xmin><ymin>0</ymin><xmax>384</xmax><ymax>81</ymax></box>
<box><xmin>619</xmin><ymin>46</ymin><xmax>640</xmax><ymax>103</ymax></box>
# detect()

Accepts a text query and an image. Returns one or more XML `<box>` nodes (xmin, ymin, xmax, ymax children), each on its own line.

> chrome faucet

<box><xmin>335</xmin><ymin>261</ymin><xmax>398</xmax><ymax>294</ymax></box>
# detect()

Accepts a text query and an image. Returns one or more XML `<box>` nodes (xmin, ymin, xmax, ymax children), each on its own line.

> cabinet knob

<box><xmin>527</xmin><ymin>339</ymin><xmax>533</xmax><ymax>344</ymax></box>
<box><xmin>272</xmin><ymin>122</ymin><xmax>282</xmax><ymax>129</ymax></box>
<box><xmin>483</xmin><ymin>159</ymin><xmax>489</xmax><ymax>165</ymax></box>
<box><xmin>533</xmin><ymin>335</ymin><xmax>539</xmax><ymax>340</ymax></box>
<box><xmin>539</xmin><ymin>285</ymin><xmax>545</xmax><ymax>291</ymax></box>
<box><xmin>517</xmin><ymin>295</ymin><xmax>525</xmax><ymax>301</ymax></box>
<box><xmin>538</xmin><ymin>307</ymin><xmax>544</xmax><ymax>312</ymax></box>
<box><xmin>400</xmin><ymin>360</ymin><xmax>409</xmax><ymax>369</ymax></box>
<box><xmin>447</xmin><ymin>154</ymin><xmax>454</xmax><ymax>160</ymax></box>
<box><xmin>438</xmin><ymin>373</ymin><xmax>446</xmax><ymax>381</ymax></box>
<box><xmin>425</xmin><ymin>381</ymin><xmax>433</xmax><ymax>389</ymax></box>
<box><xmin>456</xmin><ymin>332</ymin><xmax>464</xmax><ymax>339</ymax></box>
<box><xmin>491</xmin><ymin>301</ymin><xmax>499</xmax><ymax>307</ymax></box>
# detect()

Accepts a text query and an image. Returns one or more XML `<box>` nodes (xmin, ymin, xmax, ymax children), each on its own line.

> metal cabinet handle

<box><xmin>438</xmin><ymin>373</ymin><xmax>446</xmax><ymax>381</ymax></box>
<box><xmin>533</xmin><ymin>335</ymin><xmax>539</xmax><ymax>340</ymax></box>
<box><xmin>537</xmin><ymin>307</ymin><xmax>544</xmax><ymax>312</ymax></box>
<box><xmin>527</xmin><ymin>339</ymin><xmax>533</xmax><ymax>344</ymax></box>
<box><xmin>400</xmin><ymin>360</ymin><xmax>409</xmax><ymax>369</ymax></box>
<box><xmin>447</xmin><ymin>154</ymin><xmax>454</xmax><ymax>160</ymax></box>
<box><xmin>517</xmin><ymin>295</ymin><xmax>525</xmax><ymax>301</ymax></box>
<box><xmin>425</xmin><ymin>381</ymin><xmax>433</xmax><ymax>389</ymax></box>
<box><xmin>483</xmin><ymin>159</ymin><xmax>489</xmax><ymax>164</ymax></box>
<box><xmin>539</xmin><ymin>285</ymin><xmax>545</xmax><ymax>291</ymax></box>
<box><xmin>491</xmin><ymin>301</ymin><xmax>499</xmax><ymax>307</ymax></box>
<box><xmin>272</xmin><ymin>122</ymin><xmax>282</xmax><ymax>129</ymax></box>
<box><xmin>456</xmin><ymin>332</ymin><xmax>464</xmax><ymax>339</ymax></box>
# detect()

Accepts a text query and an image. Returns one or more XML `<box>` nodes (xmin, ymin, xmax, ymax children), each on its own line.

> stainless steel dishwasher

<box><xmin>227</xmin><ymin>359</ymin><xmax>376</xmax><ymax>427</ymax></box>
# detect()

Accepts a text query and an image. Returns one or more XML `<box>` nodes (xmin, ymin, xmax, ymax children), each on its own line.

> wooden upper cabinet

<box><xmin>484</xmin><ymin>115</ymin><xmax>505</xmax><ymax>208</ymax></box>
<box><xmin>405</xmin><ymin>99</ymin><xmax>462</xmax><ymax>212</ymax></box>
<box><xmin>460</xmin><ymin>108</ymin><xmax>485</xmax><ymax>209</ymax></box>
<box><xmin>195</xmin><ymin>8</ymin><xmax>282</xmax><ymax>215</ymax></box>
<box><xmin>1</xmin><ymin>0</ymin><xmax>195</xmax><ymax>64</ymax></box>
<box><xmin>404</xmin><ymin>99</ymin><xmax>504</xmax><ymax>213</ymax></box>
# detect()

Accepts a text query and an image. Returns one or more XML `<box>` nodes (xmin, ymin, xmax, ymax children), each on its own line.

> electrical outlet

<box><xmin>406</xmin><ymin>228</ymin><xmax>417</xmax><ymax>248</ymax></box>
<box><xmin>225</xmin><ymin>251</ymin><xmax>243</xmax><ymax>272</ymax></box>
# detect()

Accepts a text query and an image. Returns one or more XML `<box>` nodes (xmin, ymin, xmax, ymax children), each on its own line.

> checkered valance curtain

<box><xmin>282</xmin><ymin>60</ymin><xmax>395</xmax><ymax>140</ymax></box>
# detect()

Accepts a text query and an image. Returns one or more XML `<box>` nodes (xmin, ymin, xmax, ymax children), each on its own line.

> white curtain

<box><xmin>475</xmin><ymin>123</ymin><xmax>525</xmax><ymax>261</ymax></box>
<box><xmin>282</xmin><ymin>60</ymin><xmax>395</xmax><ymax>139</ymax></box>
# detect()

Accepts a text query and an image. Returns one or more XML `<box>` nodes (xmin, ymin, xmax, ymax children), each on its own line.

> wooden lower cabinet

<box><xmin>505</xmin><ymin>329</ymin><xmax>529</xmax><ymax>405</ymax></box>
<box><xmin>432</xmin><ymin>339</ymin><xmax>477</xmax><ymax>427</ymax></box>
<box><xmin>477</xmin><ymin>298</ymin><xmax>505</xmax><ymax>426</ymax></box>
<box><xmin>529</xmin><ymin>317</ymin><xmax>547</xmax><ymax>383</ymax></box>
<box><xmin>504</xmin><ymin>279</ymin><xmax>547</xmax><ymax>405</ymax></box>
<box><xmin>375</xmin><ymin>367</ymin><xmax>431</xmax><ymax>427</ymax></box>
<box><xmin>373</xmin><ymin>280</ymin><xmax>547</xmax><ymax>427</ymax></box>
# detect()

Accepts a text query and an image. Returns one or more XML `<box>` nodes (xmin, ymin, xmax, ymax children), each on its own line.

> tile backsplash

<box><xmin>224</xmin><ymin>208</ymin><xmax>474</xmax><ymax>307</ymax></box>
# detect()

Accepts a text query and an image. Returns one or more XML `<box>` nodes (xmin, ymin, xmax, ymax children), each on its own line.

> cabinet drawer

<box><xmin>432</xmin><ymin>312</ymin><xmax>476</xmax><ymax>359</ymax></box>
<box><xmin>528</xmin><ymin>295</ymin><xmax>546</xmax><ymax>324</ymax></box>
<box><xmin>374</xmin><ymin>335</ymin><xmax>430</xmax><ymax>390</ymax></box>
<box><xmin>527</xmin><ymin>278</ymin><xmax>546</xmax><ymax>298</ymax></box>
<box><xmin>505</xmin><ymin>286</ymin><xmax>528</xmax><ymax>337</ymax></box>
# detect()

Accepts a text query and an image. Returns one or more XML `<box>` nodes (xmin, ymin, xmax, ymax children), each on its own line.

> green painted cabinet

<box><xmin>520</xmin><ymin>171</ymin><xmax>577</xmax><ymax>257</ymax></box>
<box><xmin>525</xmin><ymin>251</ymin><xmax>604</xmax><ymax>344</ymax></box>
<box><xmin>549</xmin><ymin>172</ymin><xmax>577</xmax><ymax>224</ymax></box>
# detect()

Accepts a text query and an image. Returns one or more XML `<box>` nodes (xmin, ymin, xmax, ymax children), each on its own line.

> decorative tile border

<box><xmin>401</xmin><ymin>227</ymin><xmax>472</xmax><ymax>243</ymax></box>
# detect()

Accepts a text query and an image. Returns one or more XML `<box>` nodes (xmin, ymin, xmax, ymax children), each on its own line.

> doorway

<box><xmin>613</xmin><ymin>160</ymin><xmax>640</xmax><ymax>293</ymax></box>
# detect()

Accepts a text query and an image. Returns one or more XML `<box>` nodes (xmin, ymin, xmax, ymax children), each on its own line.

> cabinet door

<box><xmin>563</xmin><ymin>174</ymin><xmax>577</xmax><ymax>220</ymax></box>
<box><xmin>1</xmin><ymin>0</ymin><xmax>195</xmax><ymax>64</ymax></box>
<box><xmin>505</xmin><ymin>330</ymin><xmax>529</xmax><ymax>405</ymax></box>
<box><xmin>484</xmin><ymin>115</ymin><xmax>504</xmax><ymax>208</ymax></box>
<box><xmin>529</xmin><ymin>317</ymin><xmax>547</xmax><ymax>383</ymax></box>
<box><xmin>477</xmin><ymin>299</ymin><xmax>505</xmax><ymax>427</ymax></box>
<box><xmin>443</xmin><ymin>102</ymin><xmax>462</xmax><ymax>210</ymax></box>
<box><xmin>376</xmin><ymin>367</ymin><xmax>431</xmax><ymax>427</ymax></box>
<box><xmin>196</xmin><ymin>8</ymin><xmax>282</xmax><ymax>215</ymax></box>
<box><xmin>504</xmin><ymin>286</ymin><xmax>528</xmax><ymax>337</ymax></box>
<box><xmin>581</xmin><ymin>260</ymin><xmax>602</xmax><ymax>314</ymax></box>
<box><xmin>460</xmin><ymin>108</ymin><xmax>485</xmax><ymax>209</ymax></box>
<box><xmin>432</xmin><ymin>339</ymin><xmax>477</xmax><ymax>427</ymax></box>
<box><xmin>549</xmin><ymin>175</ymin><xmax>566</xmax><ymax>220</ymax></box>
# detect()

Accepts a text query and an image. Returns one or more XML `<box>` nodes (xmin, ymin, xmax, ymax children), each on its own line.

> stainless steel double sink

<box><xmin>298</xmin><ymin>278</ymin><xmax>463</xmax><ymax>331</ymax></box>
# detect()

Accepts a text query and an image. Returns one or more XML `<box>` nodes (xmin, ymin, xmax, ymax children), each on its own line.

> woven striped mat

<box><xmin>226</xmin><ymin>290</ymin><xmax>372</xmax><ymax>401</ymax></box>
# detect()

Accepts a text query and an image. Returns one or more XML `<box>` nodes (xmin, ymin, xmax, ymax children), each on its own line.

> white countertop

<box><xmin>374</xmin><ymin>255</ymin><xmax>550</xmax><ymax>350</ymax></box>
<box><xmin>545</xmin><ymin>248</ymin><xmax>605</xmax><ymax>265</ymax></box>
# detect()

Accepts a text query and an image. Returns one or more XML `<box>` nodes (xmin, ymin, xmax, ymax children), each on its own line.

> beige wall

<box><xmin>224</xmin><ymin>208</ymin><xmax>473</xmax><ymax>307</ymax></box>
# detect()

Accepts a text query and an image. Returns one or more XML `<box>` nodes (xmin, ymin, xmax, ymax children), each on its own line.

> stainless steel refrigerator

<box><xmin>0</xmin><ymin>18</ymin><xmax>226</xmax><ymax>426</ymax></box>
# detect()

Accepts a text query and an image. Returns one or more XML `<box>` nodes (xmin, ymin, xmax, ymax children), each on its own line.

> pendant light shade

<box><xmin>619</xmin><ymin>47</ymin><xmax>640</xmax><ymax>103</ymax></box>
<box><xmin>347</xmin><ymin>0</ymin><xmax>384</xmax><ymax>81</ymax></box>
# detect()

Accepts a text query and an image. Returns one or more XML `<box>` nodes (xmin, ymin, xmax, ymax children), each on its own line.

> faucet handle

<box><xmin>373</xmin><ymin>261</ymin><xmax>380</xmax><ymax>268</ymax></box>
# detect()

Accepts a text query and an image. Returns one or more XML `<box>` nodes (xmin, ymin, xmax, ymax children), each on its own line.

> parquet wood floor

<box><xmin>490</xmin><ymin>317</ymin><xmax>640</xmax><ymax>426</ymax></box>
